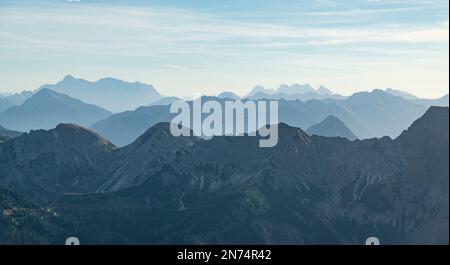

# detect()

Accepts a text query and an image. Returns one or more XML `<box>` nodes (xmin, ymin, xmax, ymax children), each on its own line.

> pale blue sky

<box><xmin>0</xmin><ymin>0</ymin><xmax>448</xmax><ymax>98</ymax></box>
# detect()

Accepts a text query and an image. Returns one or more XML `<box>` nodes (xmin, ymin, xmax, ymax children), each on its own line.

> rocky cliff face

<box><xmin>50</xmin><ymin>108</ymin><xmax>449</xmax><ymax>244</ymax></box>
<box><xmin>396</xmin><ymin>107</ymin><xmax>449</xmax><ymax>244</ymax></box>
<box><xmin>91</xmin><ymin>91</ymin><xmax>427</xmax><ymax>147</ymax></box>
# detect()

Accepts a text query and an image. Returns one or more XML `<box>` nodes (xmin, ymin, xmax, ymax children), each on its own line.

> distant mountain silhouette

<box><xmin>385</xmin><ymin>88</ymin><xmax>418</xmax><ymax>100</ymax></box>
<box><xmin>42</xmin><ymin>75</ymin><xmax>162</xmax><ymax>112</ymax></box>
<box><xmin>0</xmin><ymin>89</ymin><xmax>112</xmax><ymax>132</ymax></box>
<box><xmin>246</xmin><ymin>84</ymin><xmax>345</xmax><ymax>101</ymax></box>
<box><xmin>331</xmin><ymin>89</ymin><xmax>427</xmax><ymax>138</ymax></box>
<box><xmin>317</xmin><ymin>85</ymin><xmax>333</xmax><ymax>95</ymax></box>
<box><xmin>91</xmin><ymin>105</ymin><xmax>176</xmax><ymax>146</ymax></box>
<box><xmin>246</xmin><ymin>91</ymin><xmax>291</xmax><ymax>100</ymax></box>
<box><xmin>4</xmin><ymin>91</ymin><xmax>34</xmax><ymax>105</ymax></box>
<box><xmin>91</xmin><ymin>91</ymin><xmax>426</xmax><ymax>146</ymax></box>
<box><xmin>247</xmin><ymin>91</ymin><xmax>346</xmax><ymax>101</ymax></box>
<box><xmin>382</xmin><ymin>88</ymin><xmax>448</xmax><ymax>107</ymax></box>
<box><xmin>217</xmin><ymin>91</ymin><xmax>241</xmax><ymax>100</ymax></box>
<box><xmin>306</xmin><ymin>115</ymin><xmax>357</xmax><ymax>140</ymax></box>
<box><xmin>0</xmin><ymin>188</ymin><xmax>72</xmax><ymax>244</ymax></box>
<box><xmin>278</xmin><ymin>83</ymin><xmax>315</xmax><ymax>94</ymax></box>
<box><xmin>246</xmin><ymin>85</ymin><xmax>276</xmax><ymax>97</ymax></box>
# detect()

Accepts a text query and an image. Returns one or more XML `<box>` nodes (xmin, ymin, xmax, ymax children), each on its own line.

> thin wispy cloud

<box><xmin>0</xmin><ymin>0</ymin><xmax>448</xmax><ymax>98</ymax></box>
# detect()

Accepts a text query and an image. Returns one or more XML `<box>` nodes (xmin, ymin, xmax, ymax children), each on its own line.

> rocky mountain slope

<box><xmin>0</xmin><ymin>124</ymin><xmax>115</xmax><ymax>203</ymax></box>
<box><xmin>0</xmin><ymin>106</ymin><xmax>447</xmax><ymax>244</ymax></box>
<box><xmin>0</xmin><ymin>125</ymin><xmax>22</xmax><ymax>139</ymax></box>
<box><xmin>39</xmin><ymin>107</ymin><xmax>449</xmax><ymax>244</ymax></box>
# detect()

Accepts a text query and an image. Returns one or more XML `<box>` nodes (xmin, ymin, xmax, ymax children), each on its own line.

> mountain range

<box><xmin>0</xmin><ymin>77</ymin><xmax>447</xmax><ymax>244</ymax></box>
<box><xmin>1</xmin><ymin>76</ymin><xmax>447</xmax><ymax>140</ymax></box>
<box><xmin>0</xmin><ymin>91</ymin><xmax>35</xmax><ymax>113</ymax></box>
<box><xmin>245</xmin><ymin>84</ymin><xmax>449</xmax><ymax>108</ymax></box>
<box><xmin>41</xmin><ymin>75</ymin><xmax>162</xmax><ymax>113</ymax></box>
<box><xmin>91</xmin><ymin>105</ymin><xmax>176</xmax><ymax>146</ymax></box>
<box><xmin>1</xmin><ymin>76</ymin><xmax>447</xmax><ymax>148</ymax></box>
<box><xmin>246</xmin><ymin>84</ymin><xmax>346</xmax><ymax>101</ymax></box>
<box><xmin>0</xmin><ymin>89</ymin><xmax>112</xmax><ymax>132</ymax></box>
<box><xmin>90</xmin><ymin>90</ymin><xmax>429</xmax><ymax>146</ymax></box>
<box><xmin>0</xmin><ymin>106</ymin><xmax>447</xmax><ymax>244</ymax></box>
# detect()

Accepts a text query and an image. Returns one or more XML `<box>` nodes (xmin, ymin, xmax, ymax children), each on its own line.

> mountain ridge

<box><xmin>0</xmin><ymin>123</ymin><xmax>115</xmax><ymax>203</ymax></box>
<box><xmin>47</xmin><ymin>106</ymin><xmax>448</xmax><ymax>244</ymax></box>
<box><xmin>0</xmin><ymin>106</ymin><xmax>447</xmax><ymax>244</ymax></box>
<box><xmin>91</xmin><ymin>90</ymin><xmax>426</xmax><ymax>146</ymax></box>
<box><xmin>0</xmin><ymin>89</ymin><xmax>112</xmax><ymax>132</ymax></box>
<box><xmin>41</xmin><ymin>75</ymin><xmax>162</xmax><ymax>112</ymax></box>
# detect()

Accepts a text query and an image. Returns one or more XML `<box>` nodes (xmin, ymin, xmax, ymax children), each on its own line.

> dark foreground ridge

<box><xmin>0</xmin><ymin>107</ymin><xmax>448</xmax><ymax>244</ymax></box>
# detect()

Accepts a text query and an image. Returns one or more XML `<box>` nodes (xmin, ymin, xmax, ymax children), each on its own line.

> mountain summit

<box><xmin>0</xmin><ymin>89</ymin><xmax>111</xmax><ymax>131</ymax></box>
<box><xmin>306</xmin><ymin>115</ymin><xmax>358</xmax><ymax>140</ymax></box>
<box><xmin>277</xmin><ymin>83</ymin><xmax>315</xmax><ymax>94</ymax></box>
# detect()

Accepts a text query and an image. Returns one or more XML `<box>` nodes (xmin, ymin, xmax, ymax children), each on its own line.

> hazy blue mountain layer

<box><xmin>91</xmin><ymin>90</ymin><xmax>427</xmax><ymax>146</ymax></box>
<box><xmin>0</xmin><ymin>89</ymin><xmax>112</xmax><ymax>132</ymax></box>
<box><xmin>0</xmin><ymin>97</ymin><xmax>15</xmax><ymax>113</ymax></box>
<box><xmin>412</xmin><ymin>94</ymin><xmax>449</xmax><ymax>107</ymax></box>
<box><xmin>3</xmin><ymin>91</ymin><xmax>34</xmax><ymax>106</ymax></box>
<box><xmin>246</xmin><ymin>84</ymin><xmax>345</xmax><ymax>101</ymax></box>
<box><xmin>42</xmin><ymin>75</ymin><xmax>162</xmax><ymax>113</ymax></box>
<box><xmin>306</xmin><ymin>115</ymin><xmax>358</xmax><ymax>140</ymax></box>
